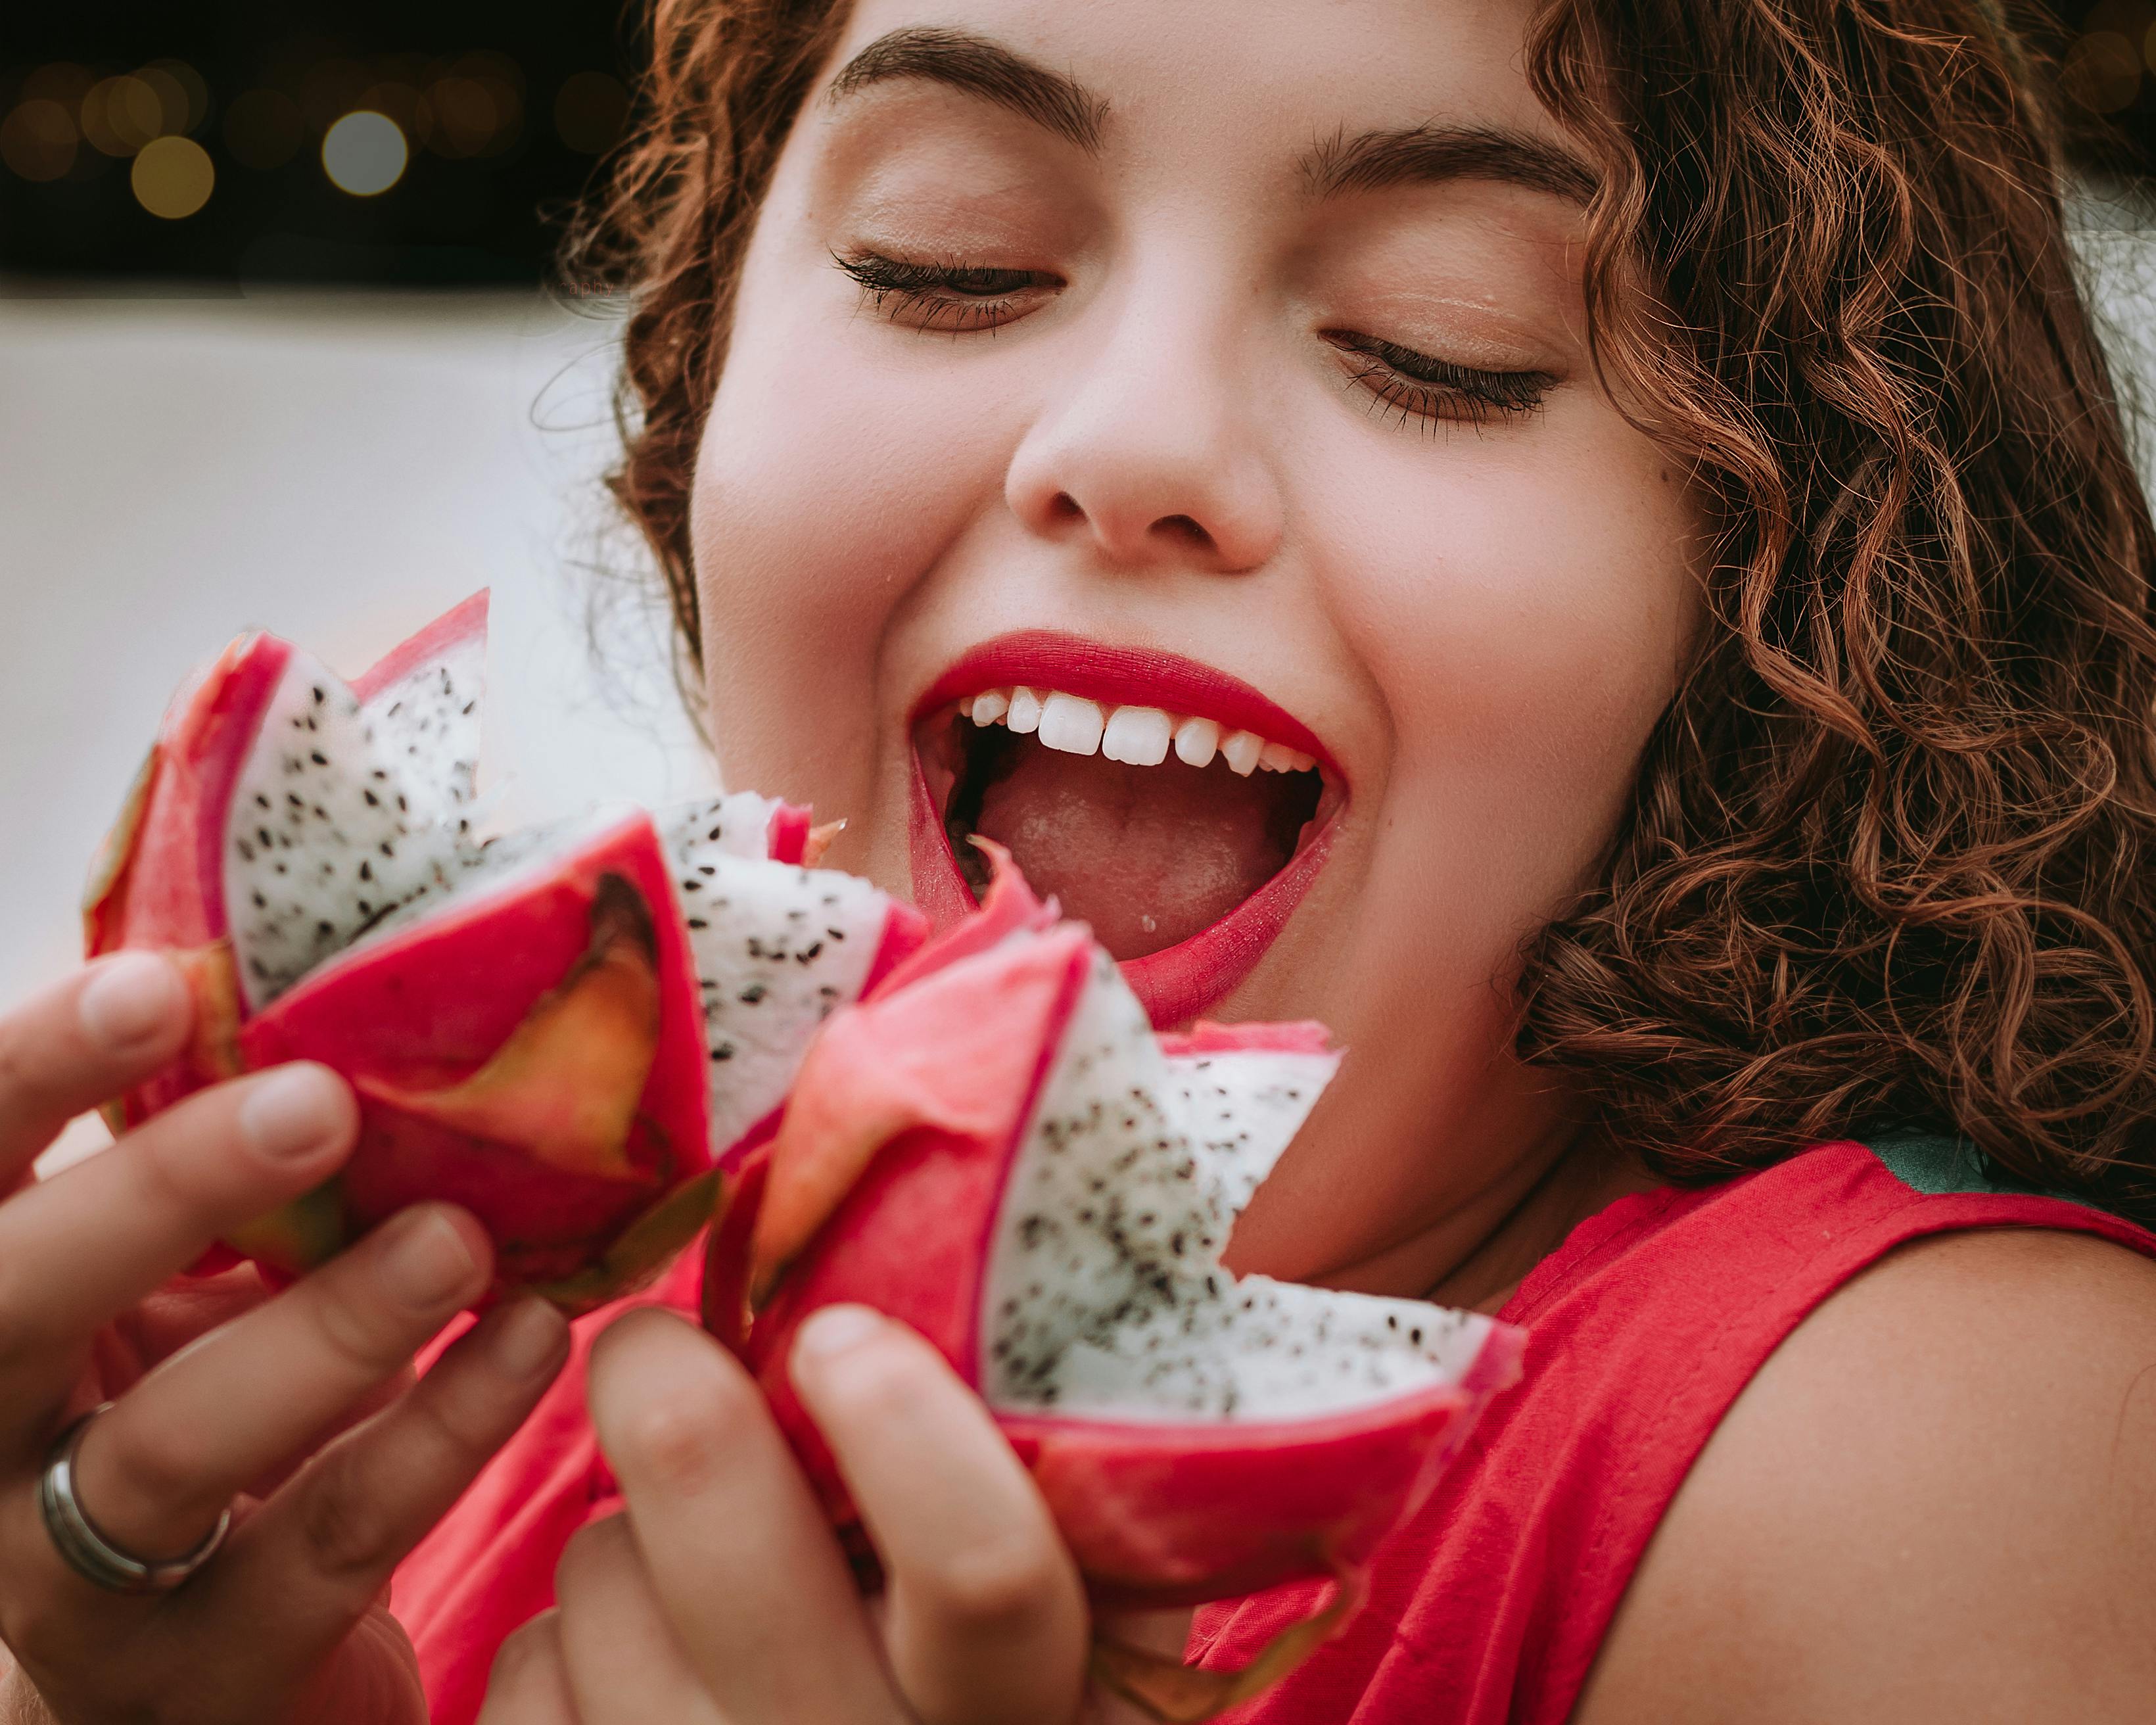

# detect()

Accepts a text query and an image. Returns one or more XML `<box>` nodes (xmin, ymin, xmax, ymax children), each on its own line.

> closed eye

<box><xmin>1321</xmin><ymin>332</ymin><xmax>1554</xmax><ymax>431</ymax></box>
<box><xmin>833</xmin><ymin>249</ymin><xmax>1058</xmax><ymax>335</ymax></box>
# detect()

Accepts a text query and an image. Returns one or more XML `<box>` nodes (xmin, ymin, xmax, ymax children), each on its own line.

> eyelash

<box><xmin>1321</xmin><ymin>333</ymin><xmax>1553</xmax><ymax>432</ymax></box>
<box><xmin>833</xmin><ymin>250</ymin><xmax>1048</xmax><ymax>335</ymax></box>
<box><xmin>831</xmin><ymin>248</ymin><xmax>1555</xmax><ymax>429</ymax></box>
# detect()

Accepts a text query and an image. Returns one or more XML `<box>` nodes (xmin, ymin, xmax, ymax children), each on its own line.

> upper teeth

<box><xmin>960</xmin><ymin>688</ymin><xmax>1318</xmax><ymax>776</ymax></box>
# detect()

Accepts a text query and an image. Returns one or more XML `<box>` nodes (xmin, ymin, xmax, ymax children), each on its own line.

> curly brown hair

<box><xmin>570</xmin><ymin>0</ymin><xmax>2156</xmax><ymax>1223</ymax></box>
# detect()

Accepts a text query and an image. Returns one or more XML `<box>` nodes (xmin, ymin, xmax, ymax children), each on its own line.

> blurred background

<box><xmin>0</xmin><ymin>3</ymin><xmax>720</xmax><ymax>1164</ymax></box>
<box><xmin>7</xmin><ymin>1</ymin><xmax>2156</xmax><ymax>1167</ymax></box>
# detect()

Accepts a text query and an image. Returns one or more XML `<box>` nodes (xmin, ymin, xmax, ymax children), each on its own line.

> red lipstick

<box><xmin>908</xmin><ymin>631</ymin><xmax>1344</xmax><ymax>1028</ymax></box>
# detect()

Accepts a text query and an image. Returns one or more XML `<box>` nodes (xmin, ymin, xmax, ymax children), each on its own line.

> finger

<box><xmin>551</xmin><ymin>1517</ymin><xmax>720</xmax><ymax>1725</ymax></box>
<box><xmin>792</xmin><ymin>1306</ymin><xmax>1089</xmax><ymax>1725</ymax></box>
<box><xmin>71</xmin><ymin>1204</ymin><xmax>494</xmax><ymax>1557</ymax></box>
<box><xmin>0</xmin><ymin>1063</ymin><xmax>356</xmax><ymax>1384</ymax></box>
<box><xmin>0</xmin><ymin>953</ymin><xmax>190</xmax><ymax>1180</ymax></box>
<box><xmin>175</xmin><ymin>1296</ymin><xmax>569</xmax><ymax>1684</ymax></box>
<box><xmin>477</xmin><ymin>1612</ymin><xmax>580</xmax><ymax>1725</ymax></box>
<box><xmin>588</xmin><ymin>1308</ymin><xmax>897</xmax><ymax>1722</ymax></box>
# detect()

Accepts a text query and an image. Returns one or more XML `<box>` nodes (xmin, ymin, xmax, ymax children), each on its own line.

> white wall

<box><xmin>0</xmin><ymin>291</ymin><xmax>717</xmax><ymax>1162</ymax></box>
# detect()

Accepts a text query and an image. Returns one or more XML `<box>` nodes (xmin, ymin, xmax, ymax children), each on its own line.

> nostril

<box><xmin>1155</xmin><ymin>514</ymin><xmax>1213</xmax><ymax>552</ymax></box>
<box><xmin>1047</xmin><ymin>492</ymin><xmax>1085</xmax><ymax>525</ymax></box>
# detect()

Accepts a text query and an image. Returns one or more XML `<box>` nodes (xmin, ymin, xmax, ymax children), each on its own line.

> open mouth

<box><xmin>908</xmin><ymin>632</ymin><xmax>1346</xmax><ymax>1027</ymax></box>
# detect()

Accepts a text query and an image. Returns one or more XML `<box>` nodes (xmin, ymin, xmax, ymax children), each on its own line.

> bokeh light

<box><xmin>419</xmin><ymin>53</ymin><xmax>523</xmax><ymax>158</ymax></box>
<box><xmin>133</xmin><ymin>66</ymin><xmax>192</xmax><ymax>137</ymax></box>
<box><xmin>223</xmin><ymin>89</ymin><xmax>304</xmax><ymax>171</ymax></box>
<box><xmin>422</xmin><ymin>76</ymin><xmax>497</xmax><ymax>158</ymax></box>
<box><xmin>145</xmin><ymin>59</ymin><xmax>210</xmax><ymax>134</ymax></box>
<box><xmin>130</xmin><ymin>135</ymin><xmax>214</xmax><ymax>218</ymax></box>
<box><xmin>553</xmin><ymin>72</ymin><xmax>628</xmax><ymax>154</ymax></box>
<box><xmin>322</xmin><ymin>110</ymin><xmax>408</xmax><ymax>197</ymax></box>
<box><xmin>1</xmin><ymin>99</ymin><xmax>80</xmax><ymax>182</ymax></box>
<box><xmin>80</xmin><ymin>75</ymin><xmax>166</xmax><ymax>156</ymax></box>
<box><xmin>2065</xmin><ymin>30</ymin><xmax>2143</xmax><ymax>114</ymax></box>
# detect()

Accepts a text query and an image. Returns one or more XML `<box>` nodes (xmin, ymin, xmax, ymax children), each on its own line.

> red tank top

<box><xmin>396</xmin><ymin>1133</ymin><xmax>2156</xmax><ymax>1725</ymax></box>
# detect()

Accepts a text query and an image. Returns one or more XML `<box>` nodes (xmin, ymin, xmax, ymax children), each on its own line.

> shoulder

<box><xmin>1573</xmin><ymin>1225</ymin><xmax>2156</xmax><ymax>1725</ymax></box>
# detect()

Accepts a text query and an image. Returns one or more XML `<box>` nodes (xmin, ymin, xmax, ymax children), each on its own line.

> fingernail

<box><xmin>80</xmin><ymin>953</ymin><xmax>184</xmax><ymax>1051</ymax></box>
<box><xmin>797</xmin><ymin>1304</ymin><xmax>884</xmax><ymax>1361</ymax></box>
<box><xmin>379</xmin><ymin>1207</ymin><xmax>482</xmax><ymax>1310</ymax></box>
<box><xmin>488</xmin><ymin>1297</ymin><xmax>568</xmax><ymax>1378</ymax></box>
<box><xmin>238</xmin><ymin>1065</ymin><xmax>350</xmax><ymax>1161</ymax></box>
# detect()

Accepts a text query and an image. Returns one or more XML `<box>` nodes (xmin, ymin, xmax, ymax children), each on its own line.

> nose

<box><xmin>1004</xmin><ymin>296</ymin><xmax>1286</xmax><ymax>575</ymax></box>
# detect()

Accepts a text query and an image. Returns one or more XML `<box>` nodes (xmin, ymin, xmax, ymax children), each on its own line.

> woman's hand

<box><xmin>477</xmin><ymin>1305</ymin><xmax>1179</xmax><ymax>1725</ymax></box>
<box><xmin>0</xmin><ymin>951</ymin><xmax>572</xmax><ymax>1725</ymax></box>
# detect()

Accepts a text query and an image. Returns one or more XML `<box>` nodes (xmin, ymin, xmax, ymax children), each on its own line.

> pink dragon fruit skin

<box><xmin>84</xmin><ymin>595</ymin><xmax>926</xmax><ymax>1313</ymax></box>
<box><xmin>711</xmin><ymin>856</ymin><xmax>1524</xmax><ymax>1718</ymax></box>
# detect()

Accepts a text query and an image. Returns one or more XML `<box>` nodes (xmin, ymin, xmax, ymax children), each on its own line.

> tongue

<box><xmin>971</xmin><ymin>746</ymin><xmax>1292</xmax><ymax>959</ymax></box>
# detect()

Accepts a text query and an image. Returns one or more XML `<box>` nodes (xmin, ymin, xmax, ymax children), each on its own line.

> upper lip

<box><xmin>912</xmin><ymin>630</ymin><xmax>1341</xmax><ymax>778</ymax></box>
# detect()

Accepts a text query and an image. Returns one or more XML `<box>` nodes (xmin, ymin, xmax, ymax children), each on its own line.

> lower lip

<box><xmin>906</xmin><ymin>751</ymin><xmax>1338</xmax><ymax>1028</ymax></box>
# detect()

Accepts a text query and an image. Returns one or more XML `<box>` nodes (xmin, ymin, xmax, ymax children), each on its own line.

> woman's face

<box><xmin>691</xmin><ymin>0</ymin><xmax>1701</xmax><ymax>1290</ymax></box>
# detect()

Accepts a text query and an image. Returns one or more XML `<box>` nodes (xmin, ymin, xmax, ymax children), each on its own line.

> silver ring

<box><xmin>38</xmin><ymin>1403</ymin><xmax>231</xmax><ymax>1595</ymax></box>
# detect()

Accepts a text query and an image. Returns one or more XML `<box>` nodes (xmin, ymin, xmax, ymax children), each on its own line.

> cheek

<box><xmin>687</xmin><ymin>243</ymin><xmax>1018</xmax><ymax>787</ymax></box>
<box><xmin>1323</xmin><ymin>407</ymin><xmax>1698</xmax><ymax>888</ymax></box>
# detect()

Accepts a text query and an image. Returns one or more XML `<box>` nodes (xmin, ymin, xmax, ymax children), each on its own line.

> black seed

<box><xmin>707</xmin><ymin>826</ymin><xmax>724</xmax><ymax>842</ymax></box>
<box><xmin>358</xmin><ymin>860</ymin><xmax>373</xmax><ymax>882</ymax></box>
<box><xmin>316</xmin><ymin>920</ymin><xmax>333</xmax><ymax>937</ymax></box>
<box><xmin>237</xmin><ymin>840</ymin><xmax>255</xmax><ymax>862</ymax></box>
<box><xmin>388</xmin><ymin>701</ymin><xmax>403</xmax><ymax>717</ymax></box>
<box><xmin>711</xmin><ymin>1043</ymin><xmax>735</xmax><ymax>1062</ymax></box>
<box><xmin>699</xmin><ymin>865</ymin><xmax>716</xmax><ymax>877</ymax></box>
<box><xmin>396</xmin><ymin>794</ymin><xmax>408</xmax><ymax>813</ymax></box>
<box><xmin>255</xmin><ymin>793</ymin><xmax>270</xmax><ymax>809</ymax></box>
<box><xmin>827</xmin><ymin>926</ymin><xmax>846</xmax><ymax>940</ymax></box>
<box><xmin>461</xmin><ymin>701</ymin><xmax>475</xmax><ymax>715</ymax></box>
<box><xmin>797</xmin><ymin>943</ymin><xmax>822</xmax><ymax>964</ymax></box>
<box><xmin>357</xmin><ymin>899</ymin><xmax>372</xmax><ymax>915</ymax></box>
<box><xmin>312</xmin><ymin>685</ymin><xmax>325</xmax><ymax>704</ymax></box>
<box><xmin>363</xmin><ymin>789</ymin><xmax>379</xmax><ymax>806</ymax></box>
<box><xmin>273</xmin><ymin>861</ymin><xmax>287</xmax><ymax>874</ymax></box>
<box><xmin>380</xmin><ymin>841</ymin><xmax>395</xmax><ymax>858</ymax></box>
<box><xmin>688</xmin><ymin>918</ymin><xmax>708</xmax><ymax>930</ymax></box>
<box><xmin>310</xmin><ymin>751</ymin><xmax>327</xmax><ymax>767</ymax></box>
<box><xmin>739</xmin><ymin>983</ymin><xmax>766</xmax><ymax>1005</ymax></box>
<box><xmin>1409</xmin><ymin>1327</ymin><xmax>1422</xmax><ymax>1346</ymax></box>
<box><xmin>682</xmin><ymin>878</ymin><xmax>701</xmax><ymax>891</ymax></box>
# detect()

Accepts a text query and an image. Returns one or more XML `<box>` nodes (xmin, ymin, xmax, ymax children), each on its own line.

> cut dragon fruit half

<box><xmin>718</xmin><ymin>857</ymin><xmax>1522</xmax><ymax>1718</ymax></box>
<box><xmin>84</xmin><ymin>595</ymin><xmax>926</xmax><ymax>1311</ymax></box>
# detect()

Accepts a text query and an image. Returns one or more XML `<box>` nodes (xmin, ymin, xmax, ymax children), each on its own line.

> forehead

<box><xmin>816</xmin><ymin>0</ymin><xmax>1565</xmax><ymax>166</ymax></box>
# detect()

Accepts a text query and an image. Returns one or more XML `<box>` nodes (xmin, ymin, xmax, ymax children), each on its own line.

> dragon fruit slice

<box><xmin>85</xmin><ymin>596</ymin><xmax>926</xmax><ymax>1311</ymax></box>
<box><xmin>717</xmin><ymin>857</ymin><xmax>1522</xmax><ymax>1718</ymax></box>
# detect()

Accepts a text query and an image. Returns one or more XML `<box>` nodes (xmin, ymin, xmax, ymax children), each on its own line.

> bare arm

<box><xmin>1576</xmin><ymin>1227</ymin><xmax>2156</xmax><ymax>1724</ymax></box>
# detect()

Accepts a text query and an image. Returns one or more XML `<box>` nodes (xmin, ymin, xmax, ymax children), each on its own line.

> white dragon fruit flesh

<box><xmin>85</xmin><ymin>594</ymin><xmax>925</xmax><ymax>1311</ymax></box>
<box><xmin>709</xmin><ymin>853</ymin><xmax>1522</xmax><ymax>1720</ymax></box>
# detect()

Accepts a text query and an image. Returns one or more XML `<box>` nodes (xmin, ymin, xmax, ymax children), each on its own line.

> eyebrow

<box><xmin>823</xmin><ymin>29</ymin><xmax>1599</xmax><ymax>210</ymax></box>
<box><xmin>826</xmin><ymin>26</ymin><xmax>1110</xmax><ymax>154</ymax></box>
<box><xmin>1298</xmin><ymin>122</ymin><xmax>1599</xmax><ymax>206</ymax></box>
